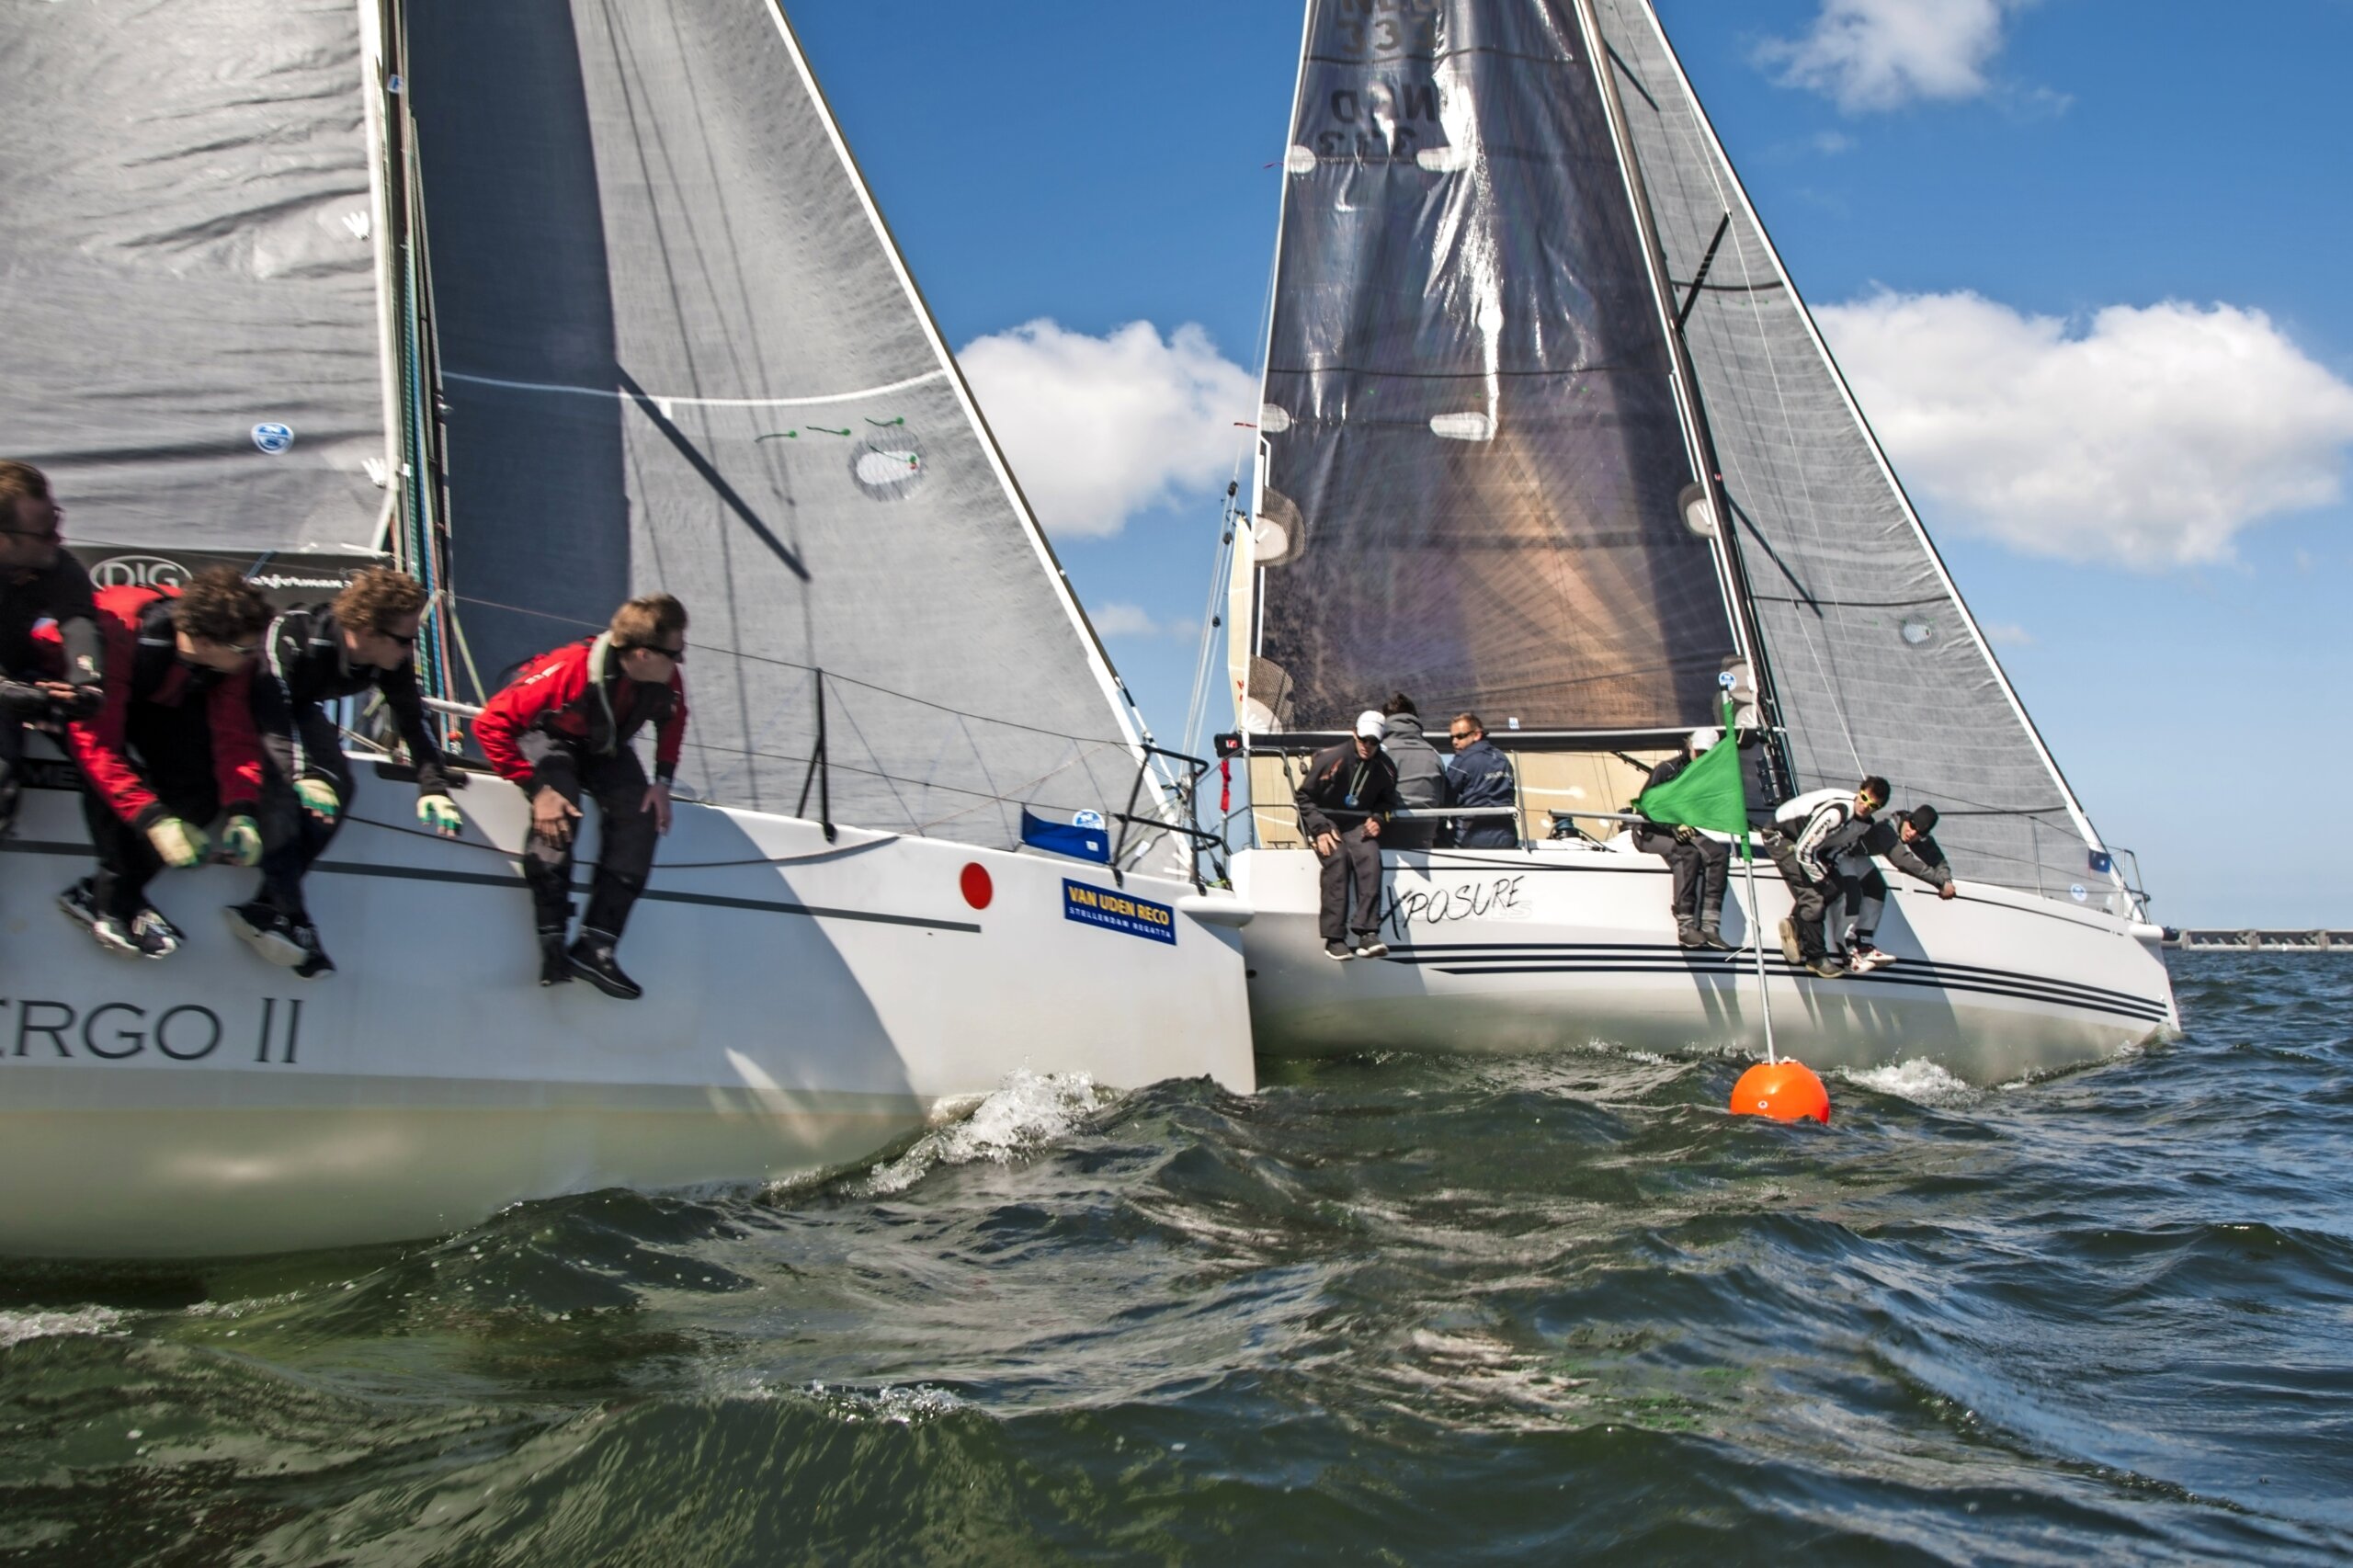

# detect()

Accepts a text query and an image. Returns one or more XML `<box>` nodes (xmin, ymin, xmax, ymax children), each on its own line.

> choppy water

<box><xmin>4</xmin><ymin>952</ymin><xmax>2349</xmax><ymax>1565</ymax></box>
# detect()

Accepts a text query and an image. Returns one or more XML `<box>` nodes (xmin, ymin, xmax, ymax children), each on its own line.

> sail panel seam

<box><xmin>441</xmin><ymin>366</ymin><xmax>949</xmax><ymax>411</ymax></box>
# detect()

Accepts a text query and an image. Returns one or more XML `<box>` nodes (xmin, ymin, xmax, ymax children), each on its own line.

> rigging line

<box><xmin>445</xmin><ymin>589</ymin><xmax>1136</xmax><ymax>750</ymax></box>
<box><xmin>439</xmin><ymin>365</ymin><xmax>949</xmax><ymax>411</ymax></box>
<box><xmin>1750</xmin><ymin>593</ymin><xmax>1949</xmax><ymax>610</ymax></box>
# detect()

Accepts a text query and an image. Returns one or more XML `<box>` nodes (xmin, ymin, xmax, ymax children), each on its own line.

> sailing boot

<box><xmin>1324</xmin><ymin>939</ymin><xmax>1356</xmax><ymax>961</ymax></box>
<box><xmin>1677</xmin><ymin>921</ymin><xmax>1703</xmax><ymax>949</ymax></box>
<box><xmin>539</xmin><ymin>928</ymin><xmax>573</xmax><ymax>987</ymax></box>
<box><xmin>567</xmin><ymin>929</ymin><xmax>642</xmax><ymax>1000</ymax></box>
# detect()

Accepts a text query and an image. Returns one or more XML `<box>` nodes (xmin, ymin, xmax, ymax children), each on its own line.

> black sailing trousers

<box><xmin>82</xmin><ymin>707</ymin><xmax>222</xmax><ymax>921</ymax></box>
<box><xmin>1316</xmin><ymin>823</ymin><xmax>1384</xmax><ymax>942</ymax></box>
<box><xmin>255</xmin><ymin>704</ymin><xmax>352</xmax><ymax>917</ymax></box>
<box><xmin>1765</xmin><ymin>834</ymin><xmax>1829</xmax><ymax>962</ymax></box>
<box><xmin>517</xmin><ymin>734</ymin><xmax>658</xmax><ymax>941</ymax></box>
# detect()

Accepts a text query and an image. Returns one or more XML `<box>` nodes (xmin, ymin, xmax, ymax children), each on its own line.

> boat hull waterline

<box><xmin>1235</xmin><ymin>845</ymin><xmax>2176</xmax><ymax>1083</ymax></box>
<box><xmin>0</xmin><ymin>760</ymin><xmax>1254</xmax><ymax>1258</ymax></box>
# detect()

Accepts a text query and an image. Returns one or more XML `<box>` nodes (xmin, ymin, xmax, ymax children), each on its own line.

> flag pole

<box><xmin>1744</xmin><ymin>833</ymin><xmax>1775</xmax><ymax>1065</ymax></box>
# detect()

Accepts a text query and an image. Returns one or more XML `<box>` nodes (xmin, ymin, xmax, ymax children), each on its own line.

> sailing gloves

<box><xmin>295</xmin><ymin>778</ymin><xmax>342</xmax><ymax>822</ymax></box>
<box><xmin>152</xmin><ymin>814</ymin><xmax>264</xmax><ymax>869</ymax></box>
<box><xmin>147</xmin><ymin>816</ymin><xmax>208</xmax><ymax>868</ymax></box>
<box><xmin>219</xmin><ymin>815</ymin><xmax>264</xmax><ymax>868</ymax></box>
<box><xmin>417</xmin><ymin>793</ymin><xmax>463</xmax><ymax>837</ymax></box>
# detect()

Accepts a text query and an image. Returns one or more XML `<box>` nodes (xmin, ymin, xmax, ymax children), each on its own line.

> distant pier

<box><xmin>2165</xmin><ymin>929</ymin><xmax>2353</xmax><ymax>952</ymax></box>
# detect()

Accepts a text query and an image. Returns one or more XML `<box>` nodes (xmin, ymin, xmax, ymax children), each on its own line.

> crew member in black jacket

<box><xmin>1836</xmin><ymin>803</ymin><xmax>1957</xmax><ymax>971</ymax></box>
<box><xmin>0</xmin><ymin>461</ymin><xmax>104</xmax><ymax>834</ymax></box>
<box><xmin>1296</xmin><ymin>710</ymin><xmax>1401</xmax><ymax>960</ymax></box>
<box><xmin>231</xmin><ymin>565</ymin><xmax>462</xmax><ymax>976</ymax></box>
<box><xmin>1631</xmin><ymin>726</ymin><xmax>1733</xmax><ymax>949</ymax></box>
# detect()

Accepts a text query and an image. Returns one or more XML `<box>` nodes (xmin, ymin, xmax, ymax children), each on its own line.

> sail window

<box><xmin>1678</xmin><ymin>481</ymin><xmax>1716</xmax><ymax>538</ymax></box>
<box><xmin>1259</xmin><ymin>403</ymin><xmax>1292</xmax><ymax>434</ymax></box>
<box><xmin>1900</xmin><ymin>619</ymin><xmax>1933</xmax><ymax>647</ymax></box>
<box><xmin>1428</xmin><ymin>412</ymin><xmax>1495</xmax><ymax>442</ymax></box>
<box><xmin>852</xmin><ymin>443</ymin><xmax>926</xmax><ymax>500</ymax></box>
<box><xmin>1286</xmin><ymin>146</ymin><xmax>1319</xmax><ymax>175</ymax></box>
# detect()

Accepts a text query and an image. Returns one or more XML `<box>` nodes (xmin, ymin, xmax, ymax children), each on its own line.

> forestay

<box><xmin>1589</xmin><ymin>0</ymin><xmax>2117</xmax><ymax>901</ymax></box>
<box><xmin>404</xmin><ymin>0</ymin><xmax>1145</xmax><ymax>846</ymax></box>
<box><xmin>1247</xmin><ymin>0</ymin><xmax>1740</xmax><ymax>738</ymax></box>
<box><xmin>0</xmin><ymin>0</ymin><xmax>391</xmax><ymax>556</ymax></box>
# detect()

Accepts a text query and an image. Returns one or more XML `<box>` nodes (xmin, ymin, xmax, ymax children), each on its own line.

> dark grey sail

<box><xmin>1247</xmin><ymin>0</ymin><xmax>1742</xmax><ymax>738</ymax></box>
<box><xmin>0</xmin><ymin>0</ymin><xmax>390</xmax><ymax>556</ymax></box>
<box><xmin>404</xmin><ymin>0</ymin><xmax>1146</xmax><ymax>844</ymax></box>
<box><xmin>1589</xmin><ymin>0</ymin><xmax>2114</xmax><ymax>899</ymax></box>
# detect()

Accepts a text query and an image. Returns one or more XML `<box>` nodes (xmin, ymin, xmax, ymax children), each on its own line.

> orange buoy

<box><xmin>1731</xmin><ymin>1060</ymin><xmax>1831</xmax><ymax>1124</ymax></box>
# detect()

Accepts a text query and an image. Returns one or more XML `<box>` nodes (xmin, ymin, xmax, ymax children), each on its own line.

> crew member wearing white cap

<box><xmin>1293</xmin><ymin>710</ymin><xmax>1402</xmax><ymax>960</ymax></box>
<box><xmin>1631</xmin><ymin>726</ymin><xmax>1734</xmax><ymax>949</ymax></box>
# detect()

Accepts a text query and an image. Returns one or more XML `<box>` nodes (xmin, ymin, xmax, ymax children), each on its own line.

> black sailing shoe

<box><xmin>289</xmin><ymin>920</ymin><xmax>335</xmax><ymax>980</ymax></box>
<box><xmin>1699</xmin><ymin>925</ymin><xmax>1735</xmax><ymax>951</ymax></box>
<box><xmin>58</xmin><ymin>877</ymin><xmax>102</xmax><ymax>932</ymax></box>
<box><xmin>567</xmin><ymin>935</ymin><xmax>642</xmax><ymax>1000</ymax></box>
<box><xmin>539</xmin><ymin>933</ymin><xmax>573</xmax><ymax>987</ymax></box>
<box><xmin>1353</xmin><ymin>933</ymin><xmax>1390</xmax><ymax>960</ymax></box>
<box><xmin>224</xmin><ymin>901</ymin><xmax>305</xmax><ymax>968</ymax></box>
<box><xmin>132</xmin><ymin>904</ymin><xmax>184</xmax><ymax>958</ymax></box>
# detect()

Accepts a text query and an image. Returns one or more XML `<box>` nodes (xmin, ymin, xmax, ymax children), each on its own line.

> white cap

<box><xmin>1355</xmin><ymin>710</ymin><xmax>1387</xmax><ymax>740</ymax></box>
<box><xmin>1688</xmin><ymin>726</ymin><xmax>1720</xmax><ymax>755</ymax></box>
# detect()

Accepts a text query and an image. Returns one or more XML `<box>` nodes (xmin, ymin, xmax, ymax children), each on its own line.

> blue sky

<box><xmin>790</xmin><ymin>0</ymin><xmax>2353</xmax><ymax>926</ymax></box>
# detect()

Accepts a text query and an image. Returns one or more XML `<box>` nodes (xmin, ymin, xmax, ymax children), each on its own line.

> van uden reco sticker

<box><xmin>1062</xmin><ymin>879</ymin><xmax>1176</xmax><ymax>946</ymax></box>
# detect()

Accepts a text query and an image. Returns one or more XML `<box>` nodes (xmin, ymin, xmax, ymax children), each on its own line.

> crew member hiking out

<box><xmin>57</xmin><ymin>569</ymin><xmax>269</xmax><ymax>958</ymax></box>
<box><xmin>1631</xmin><ymin>726</ymin><xmax>1733</xmax><ymax>949</ymax></box>
<box><xmin>1837</xmin><ymin>803</ymin><xmax>1958</xmax><ymax>971</ymax></box>
<box><xmin>1296</xmin><ymin>710</ymin><xmax>1400</xmax><ymax>960</ymax></box>
<box><xmin>0</xmin><ymin>461</ymin><xmax>103</xmax><ymax>838</ymax></box>
<box><xmin>1766</xmin><ymin>775</ymin><xmax>1889</xmax><ymax>977</ymax></box>
<box><xmin>474</xmin><ymin>594</ymin><xmax>689</xmax><ymax>1000</ymax></box>
<box><xmin>228</xmin><ymin>566</ymin><xmax>462</xmax><ymax>978</ymax></box>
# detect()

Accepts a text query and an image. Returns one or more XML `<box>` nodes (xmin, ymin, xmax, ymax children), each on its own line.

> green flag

<box><xmin>1634</xmin><ymin>701</ymin><xmax>1748</xmax><ymax>838</ymax></box>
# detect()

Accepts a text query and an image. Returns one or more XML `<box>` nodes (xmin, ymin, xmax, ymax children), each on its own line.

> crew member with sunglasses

<box><xmin>55</xmin><ymin>567</ymin><xmax>270</xmax><ymax>958</ymax></box>
<box><xmin>475</xmin><ymin>594</ymin><xmax>690</xmax><ymax>999</ymax></box>
<box><xmin>0</xmin><ymin>460</ymin><xmax>104</xmax><ymax>836</ymax></box>
<box><xmin>228</xmin><ymin>565</ymin><xmax>460</xmax><ymax>978</ymax></box>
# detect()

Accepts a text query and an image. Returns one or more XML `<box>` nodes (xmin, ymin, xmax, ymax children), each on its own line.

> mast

<box><xmin>1567</xmin><ymin>0</ymin><xmax>1785</xmax><ymax>748</ymax></box>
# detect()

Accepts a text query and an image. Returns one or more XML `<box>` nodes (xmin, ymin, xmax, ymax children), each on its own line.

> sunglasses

<box><xmin>628</xmin><ymin>642</ymin><xmax>686</xmax><ymax>664</ymax></box>
<box><xmin>1</xmin><ymin>527</ymin><xmax>62</xmax><ymax>543</ymax></box>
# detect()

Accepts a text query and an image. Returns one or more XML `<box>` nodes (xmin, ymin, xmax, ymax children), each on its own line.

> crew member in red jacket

<box><xmin>59</xmin><ymin>568</ymin><xmax>272</xmax><ymax>958</ymax></box>
<box><xmin>473</xmin><ymin>594</ymin><xmax>689</xmax><ymax>999</ymax></box>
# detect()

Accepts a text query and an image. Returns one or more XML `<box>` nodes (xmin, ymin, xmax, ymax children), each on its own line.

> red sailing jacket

<box><xmin>61</xmin><ymin>585</ymin><xmax>264</xmax><ymax>828</ymax></box>
<box><xmin>473</xmin><ymin>632</ymin><xmax>688</xmax><ymax>787</ymax></box>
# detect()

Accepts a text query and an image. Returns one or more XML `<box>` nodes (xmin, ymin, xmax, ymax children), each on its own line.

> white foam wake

<box><xmin>862</xmin><ymin>1068</ymin><xmax>1112</xmax><ymax>1196</ymax></box>
<box><xmin>1841</xmin><ymin>1058</ymin><xmax>1975</xmax><ymax>1106</ymax></box>
<box><xmin>0</xmin><ymin>1306</ymin><xmax>125</xmax><ymax>1350</ymax></box>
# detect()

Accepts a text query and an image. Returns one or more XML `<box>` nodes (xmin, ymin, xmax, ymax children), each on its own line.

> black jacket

<box><xmin>1444</xmin><ymin>736</ymin><xmax>1518</xmax><ymax>848</ymax></box>
<box><xmin>0</xmin><ymin>552</ymin><xmax>102</xmax><ymax>721</ymax></box>
<box><xmin>256</xmin><ymin>605</ymin><xmax>452</xmax><ymax>794</ymax></box>
<box><xmin>1294</xmin><ymin>741</ymin><xmax>1400</xmax><ymax>838</ymax></box>
<box><xmin>1859</xmin><ymin>815</ymin><xmax>1951</xmax><ymax>888</ymax></box>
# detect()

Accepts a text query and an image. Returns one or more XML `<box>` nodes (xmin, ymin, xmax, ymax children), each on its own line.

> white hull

<box><xmin>0</xmin><ymin>756</ymin><xmax>1253</xmax><ymax>1257</ymax></box>
<box><xmin>1236</xmin><ymin>842</ymin><xmax>2176</xmax><ymax>1083</ymax></box>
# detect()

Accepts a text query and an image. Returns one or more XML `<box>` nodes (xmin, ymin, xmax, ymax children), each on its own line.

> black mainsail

<box><xmin>1246</xmin><ymin>0</ymin><xmax>1745</xmax><ymax>738</ymax></box>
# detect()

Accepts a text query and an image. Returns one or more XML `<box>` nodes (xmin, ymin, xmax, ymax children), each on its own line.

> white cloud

<box><xmin>1978</xmin><ymin>620</ymin><xmax>2034</xmax><ymax>647</ymax></box>
<box><xmin>1087</xmin><ymin>602</ymin><xmax>1198</xmax><ymax>641</ymax></box>
<box><xmin>1758</xmin><ymin>0</ymin><xmax>2018</xmax><ymax>112</ymax></box>
<box><xmin>1814</xmin><ymin>290</ymin><xmax>2353</xmax><ymax>567</ymax></box>
<box><xmin>958</xmin><ymin>319</ymin><xmax>1256</xmax><ymax>539</ymax></box>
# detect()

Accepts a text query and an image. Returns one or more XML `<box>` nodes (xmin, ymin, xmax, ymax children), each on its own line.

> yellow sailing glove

<box><xmin>219</xmin><ymin>814</ymin><xmax>264</xmax><ymax>868</ymax></box>
<box><xmin>294</xmin><ymin>777</ymin><xmax>341</xmax><ymax>822</ymax></box>
<box><xmin>416</xmin><ymin>793</ymin><xmax>463</xmax><ymax>837</ymax></box>
<box><xmin>146</xmin><ymin>816</ymin><xmax>208</xmax><ymax>869</ymax></box>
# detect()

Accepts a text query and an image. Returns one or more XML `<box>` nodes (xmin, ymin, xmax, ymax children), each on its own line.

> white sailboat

<box><xmin>1220</xmin><ymin>0</ymin><xmax>2175</xmax><ymax>1080</ymax></box>
<box><xmin>0</xmin><ymin>0</ymin><xmax>1252</xmax><ymax>1260</ymax></box>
